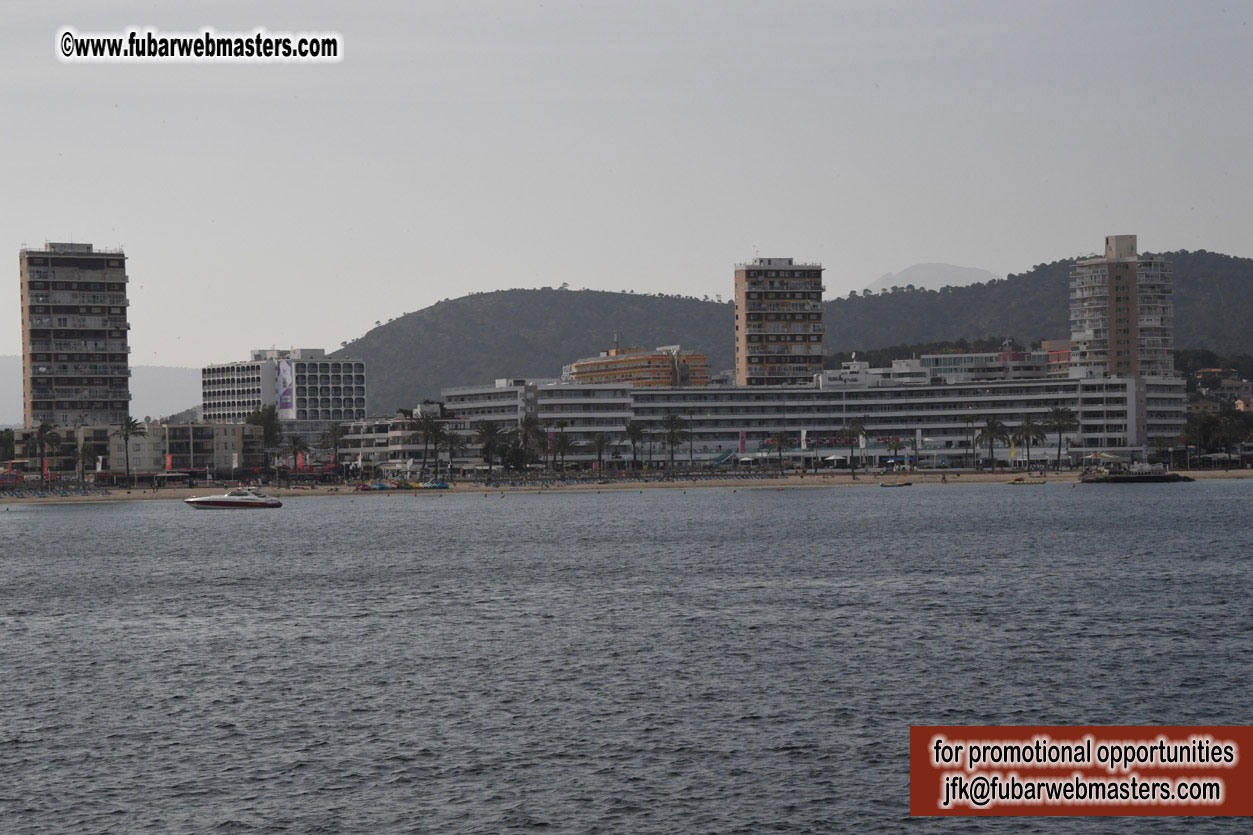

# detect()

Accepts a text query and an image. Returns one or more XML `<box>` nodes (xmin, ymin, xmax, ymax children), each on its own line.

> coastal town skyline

<box><xmin>4</xmin><ymin>0</ymin><xmax>1253</xmax><ymax>369</ymax></box>
<box><xmin>6</xmin><ymin>5</ymin><xmax>1253</xmax><ymax>830</ymax></box>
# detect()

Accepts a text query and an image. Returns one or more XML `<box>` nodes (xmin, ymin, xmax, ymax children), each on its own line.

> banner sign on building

<box><xmin>43</xmin><ymin>458</ymin><xmax>49</xmax><ymax>478</ymax></box>
<box><xmin>296</xmin><ymin>452</ymin><xmax>304</xmax><ymax>470</ymax></box>
<box><xmin>166</xmin><ymin>454</ymin><xmax>173</xmax><ymax>471</ymax></box>
<box><xmin>801</xmin><ymin>429</ymin><xmax>808</xmax><ymax>450</ymax></box>
<box><xmin>739</xmin><ymin>430</ymin><xmax>747</xmax><ymax>455</ymax></box>
<box><xmin>96</xmin><ymin>456</ymin><xmax>103</xmax><ymax>473</ymax></box>
<box><xmin>231</xmin><ymin>452</ymin><xmax>239</xmax><ymax>469</ymax></box>
<box><xmin>548</xmin><ymin>431</ymin><xmax>554</xmax><ymax>451</ymax></box>
<box><xmin>276</xmin><ymin>359</ymin><xmax>296</xmax><ymax>419</ymax></box>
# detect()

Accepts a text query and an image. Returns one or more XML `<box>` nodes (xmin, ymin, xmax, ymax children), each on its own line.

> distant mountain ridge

<box><xmin>864</xmin><ymin>263</ymin><xmax>1003</xmax><ymax>293</ymax></box>
<box><xmin>333</xmin><ymin>249</ymin><xmax>1253</xmax><ymax>413</ymax></box>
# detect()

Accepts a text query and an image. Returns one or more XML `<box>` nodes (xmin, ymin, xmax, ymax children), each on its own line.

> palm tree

<box><xmin>962</xmin><ymin>412</ymin><xmax>980</xmax><ymax>469</ymax></box>
<box><xmin>499</xmin><ymin>415</ymin><xmax>543</xmax><ymax>472</ymax></box>
<box><xmin>883</xmin><ymin>437</ymin><xmax>905</xmax><ymax>467</ymax></box>
<box><xmin>518</xmin><ymin>414</ymin><xmax>545</xmax><ymax>465</ymax></box>
<box><xmin>321</xmin><ymin>423</ymin><xmax>347</xmax><ymax>481</ymax></box>
<box><xmin>549</xmin><ymin>420</ymin><xmax>569</xmax><ymax>471</ymax></box>
<box><xmin>977</xmin><ymin>418</ymin><xmax>1009</xmax><ymax>472</ymax></box>
<box><xmin>77</xmin><ymin>441</ymin><xmax>96</xmax><ymax>482</ymax></box>
<box><xmin>284</xmin><ymin>433</ymin><xmax>310</xmax><ymax>484</ymax></box>
<box><xmin>770</xmin><ymin>432</ymin><xmax>794</xmax><ymax>472</ymax></box>
<box><xmin>660</xmin><ymin>414</ymin><xmax>689</xmax><ymax>471</ymax></box>
<box><xmin>1044</xmin><ymin>406</ymin><xmax>1078</xmax><ymax>472</ymax></box>
<box><xmin>1219</xmin><ymin>413</ymin><xmax>1248</xmax><ymax>472</ymax></box>
<box><xmin>844</xmin><ymin>417</ymin><xmax>866</xmax><ymax>477</ymax></box>
<box><xmin>0</xmin><ymin>428</ymin><xmax>14</xmax><ymax>467</ymax></box>
<box><xmin>551</xmin><ymin>432</ymin><xmax>578</xmax><ymax>472</ymax></box>
<box><xmin>474</xmin><ymin>422</ymin><xmax>505</xmax><ymax>471</ymax></box>
<box><xmin>33</xmin><ymin>423</ymin><xmax>63</xmax><ymax>485</ymax></box>
<box><xmin>438</xmin><ymin>428</ymin><xmax>465</xmax><ymax>479</ymax></box>
<box><xmin>590</xmin><ymin>432</ymin><xmax>612</xmax><ymax>472</ymax></box>
<box><xmin>408</xmin><ymin>412</ymin><xmax>442</xmax><ymax>475</ymax></box>
<box><xmin>623</xmin><ymin>420</ymin><xmax>645</xmax><ymax>470</ymax></box>
<box><xmin>1013</xmin><ymin>416</ymin><xmax>1046</xmax><ymax>471</ymax></box>
<box><xmin>112</xmin><ymin>419</ymin><xmax>145</xmax><ymax>488</ymax></box>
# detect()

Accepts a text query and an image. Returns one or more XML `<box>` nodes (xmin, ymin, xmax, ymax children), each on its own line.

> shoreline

<box><xmin>3</xmin><ymin>469</ymin><xmax>1251</xmax><ymax>506</ymax></box>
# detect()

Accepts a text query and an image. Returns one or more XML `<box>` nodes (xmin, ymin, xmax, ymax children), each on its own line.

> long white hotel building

<box><xmin>202</xmin><ymin>348</ymin><xmax>368</xmax><ymax>441</ymax></box>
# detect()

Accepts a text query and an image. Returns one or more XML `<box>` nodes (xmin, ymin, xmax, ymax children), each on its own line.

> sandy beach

<box><xmin>3</xmin><ymin>468</ymin><xmax>1250</xmax><ymax>505</ymax></box>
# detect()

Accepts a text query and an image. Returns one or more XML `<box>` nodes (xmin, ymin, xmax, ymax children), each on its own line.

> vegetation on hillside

<box><xmin>824</xmin><ymin>250</ymin><xmax>1253</xmax><ymax>353</ymax></box>
<box><xmin>1175</xmin><ymin>348</ymin><xmax>1253</xmax><ymax>391</ymax></box>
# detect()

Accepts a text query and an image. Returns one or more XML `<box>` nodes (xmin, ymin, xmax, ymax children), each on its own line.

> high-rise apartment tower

<box><xmin>733</xmin><ymin>257</ymin><xmax>825</xmax><ymax>385</ymax></box>
<box><xmin>1069</xmin><ymin>235</ymin><xmax>1173</xmax><ymax>378</ymax></box>
<box><xmin>19</xmin><ymin>242</ymin><xmax>132</xmax><ymax>428</ymax></box>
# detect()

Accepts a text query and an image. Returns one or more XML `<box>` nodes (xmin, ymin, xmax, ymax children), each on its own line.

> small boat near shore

<box><xmin>1007</xmin><ymin>476</ymin><xmax>1047</xmax><ymax>485</ymax></box>
<box><xmin>1079</xmin><ymin>472</ymin><xmax>1194</xmax><ymax>484</ymax></box>
<box><xmin>184</xmin><ymin>487</ymin><xmax>283</xmax><ymax>509</ymax></box>
<box><xmin>879</xmin><ymin>481</ymin><xmax>912</xmax><ymax>487</ymax></box>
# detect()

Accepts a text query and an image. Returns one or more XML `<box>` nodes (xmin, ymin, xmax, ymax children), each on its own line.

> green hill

<box><xmin>335</xmin><ymin>289</ymin><xmax>734</xmax><ymax>414</ymax></box>
<box><xmin>335</xmin><ymin>250</ymin><xmax>1253</xmax><ymax>414</ymax></box>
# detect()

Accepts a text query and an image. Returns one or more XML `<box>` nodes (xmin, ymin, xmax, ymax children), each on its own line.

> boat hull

<box><xmin>184</xmin><ymin>499</ymin><xmax>282</xmax><ymax>509</ymax></box>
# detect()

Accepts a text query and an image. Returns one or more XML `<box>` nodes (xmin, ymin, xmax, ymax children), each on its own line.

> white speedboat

<box><xmin>184</xmin><ymin>487</ymin><xmax>283</xmax><ymax>509</ymax></box>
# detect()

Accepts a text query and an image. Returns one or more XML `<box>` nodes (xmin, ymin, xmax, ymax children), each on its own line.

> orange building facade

<box><xmin>568</xmin><ymin>346</ymin><xmax>709</xmax><ymax>388</ymax></box>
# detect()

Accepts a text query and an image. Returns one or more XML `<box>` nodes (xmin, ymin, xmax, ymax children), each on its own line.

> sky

<box><xmin>3</xmin><ymin>0</ymin><xmax>1251</xmax><ymax>368</ymax></box>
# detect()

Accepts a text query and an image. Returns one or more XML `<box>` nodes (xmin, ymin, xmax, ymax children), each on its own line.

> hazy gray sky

<box><xmin>5</xmin><ymin>0</ymin><xmax>1251</xmax><ymax>367</ymax></box>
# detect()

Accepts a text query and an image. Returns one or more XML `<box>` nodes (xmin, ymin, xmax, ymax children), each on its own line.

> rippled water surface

<box><xmin>2</xmin><ymin>482</ymin><xmax>1251</xmax><ymax>833</ymax></box>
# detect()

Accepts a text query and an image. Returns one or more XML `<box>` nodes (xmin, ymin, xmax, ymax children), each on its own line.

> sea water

<box><xmin>2</xmin><ymin>482</ymin><xmax>1250</xmax><ymax>832</ymax></box>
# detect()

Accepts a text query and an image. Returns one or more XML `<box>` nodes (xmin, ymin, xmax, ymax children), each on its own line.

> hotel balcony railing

<box><xmin>39</xmin><ymin>340</ymin><xmax>130</xmax><ymax>353</ymax></box>
<box><xmin>32</xmin><ymin>364</ymin><xmax>131</xmax><ymax>376</ymax></box>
